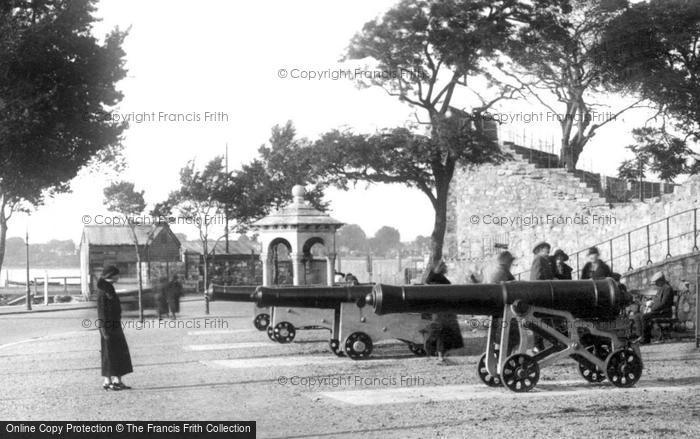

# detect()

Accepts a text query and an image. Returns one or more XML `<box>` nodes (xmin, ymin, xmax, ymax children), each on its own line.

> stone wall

<box><xmin>622</xmin><ymin>252</ymin><xmax>700</xmax><ymax>291</ymax></box>
<box><xmin>446</xmin><ymin>145</ymin><xmax>700</xmax><ymax>283</ymax></box>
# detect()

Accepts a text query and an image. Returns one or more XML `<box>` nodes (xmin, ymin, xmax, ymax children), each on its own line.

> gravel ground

<box><xmin>0</xmin><ymin>300</ymin><xmax>698</xmax><ymax>438</ymax></box>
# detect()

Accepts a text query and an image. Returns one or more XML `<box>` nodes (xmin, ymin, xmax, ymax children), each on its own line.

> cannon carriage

<box><xmin>206</xmin><ymin>284</ymin><xmax>271</xmax><ymax>331</ymax></box>
<box><xmin>366</xmin><ymin>279</ymin><xmax>643</xmax><ymax>392</ymax></box>
<box><xmin>253</xmin><ymin>285</ymin><xmax>431</xmax><ymax>358</ymax></box>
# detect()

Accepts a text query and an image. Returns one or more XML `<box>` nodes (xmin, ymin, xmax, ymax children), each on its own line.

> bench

<box><xmin>649</xmin><ymin>290</ymin><xmax>690</xmax><ymax>341</ymax></box>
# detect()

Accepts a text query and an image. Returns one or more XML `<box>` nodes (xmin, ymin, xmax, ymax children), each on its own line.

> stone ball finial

<box><xmin>292</xmin><ymin>185</ymin><xmax>306</xmax><ymax>200</ymax></box>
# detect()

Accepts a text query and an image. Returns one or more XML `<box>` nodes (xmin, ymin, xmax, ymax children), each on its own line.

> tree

<box><xmin>163</xmin><ymin>157</ymin><xmax>227</xmax><ymax>295</ymax></box>
<box><xmin>0</xmin><ymin>0</ymin><xmax>128</xmax><ymax>273</ymax></box>
<box><xmin>103</xmin><ymin>181</ymin><xmax>147</xmax><ymax>322</ymax></box>
<box><xmin>217</xmin><ymin>122</ymin><xmax>327</xmax><ymax>230</ymax></box>
<box><xmin>309</xmin><ymin>0</ymin><xmax>536</xmax><ymax>267</ymax></box>
<box><xmin>618</xmin><ymin>127</ymin><xmax>698</xmax><ymax>199</ymax></box>
<box><xmin>336</xmin><ymin>224</ymin><xmax>368</xmax><ymax>254</ymax></box>
<box><xmin>595</xmin><ymin>0</ymin><xmax>700</xmax><ymax>140</ymax></box>
<box><xmin>369</xmin><ymin>226</ymin><xmax>402</xmax><ymax>256</ymax></box>
<box><xmin>405</xmin><ymin>234</ymin><xmax>432</xmax><ymax>256</ymax></box>
<box><xmin>501</xmin><ymin>0</ymin><xmax>644</xmax><ymax>170</ymax></box>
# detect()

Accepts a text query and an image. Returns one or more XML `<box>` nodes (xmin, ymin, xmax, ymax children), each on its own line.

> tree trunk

<box><xmin>428</xmin><ymin>177</ymin><xmax>450</xmax><ymax>270</ymax></box>
<box><xmin>128</xmin><ymin>226</ymin><xmax>144</xmax><ymax>322</ymax></box>
<box><xmin>560</xmin><ymin>138</ymin><xmax>574</xmax><ymax>170</ymax></box>
<box><xmin>202</xmin><ymin>240</ymin><xmax>208</xmax><ymax>294</ymax></box>
<box><xmin>0</xmin><ymin>214</ymin><xmax>7</xmax><ymax>275</ymax></box>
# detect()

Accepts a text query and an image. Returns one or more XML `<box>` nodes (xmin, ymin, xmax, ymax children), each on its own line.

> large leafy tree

<box><xmin>309</xmin><ymin>0</ymin><xmax>545</xmax><ymax>266</ymax></box>
<box><xmin>159</xmin><ymin>157</ymin><xmax>228</xmax><ymax>294</ymax></box>
<box><xmin>0</xmin><ymin>0</ymin><xmax>127</xmax><ymax>272</ymax></box>
<box><xmin>217</xmin><ymin>122</ymin><xmax>327</xmax><ymax>230</ymax></box>
<box><xmin>370</xmin><ymin>226</ymin><xmax>402</xmax><ymax>257</ymax></box>
<box><xmin>500</xmin><ymin>0</ymin><xmax>644</xmax><ymax>170</ymax></box>
<box><xmin>337</xmin><ymin>224</ymin><xmax>368</xmax><ymax>254</ymax></box>
<box><xmin>618</xmin><ymin>127</ymin><xmax>699</xmax><ymax>197</ymax></box>
<box><xmin>595</xmin><ymin>0</ymin><xmax>700</xmax><ymax>140</ymax></box>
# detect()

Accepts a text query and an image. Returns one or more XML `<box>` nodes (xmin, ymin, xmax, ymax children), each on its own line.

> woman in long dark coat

<box><xmin>165</xmin><ymin>274</ymin><xmax>183</xmax><ymax>319</ymax></box>
<box><xmin>425</xmin><ymin>260</ymin><xmax>464</xmax><ymax>364</ymax></box>
<box><xmin>97</xmin><ymin>266</ymin><xmax>133</xmax><ymax>390</ymax></box>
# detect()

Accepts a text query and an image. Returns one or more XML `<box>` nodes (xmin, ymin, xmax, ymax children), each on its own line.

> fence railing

<box><xmin>515</xmin><ymin>208</ymin><xmax>699</xmax><ymax>280</ymax></box>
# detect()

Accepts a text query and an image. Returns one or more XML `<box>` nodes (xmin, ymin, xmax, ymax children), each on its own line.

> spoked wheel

<box><xmin>477</xmin><ymin>352</ymin><xmax>502</xmax><ymax>387</ymax></box>
<box><xmin>273</xmin><ymin>322</ymin><xmax>296</xmax><ymax>343</ymax></box>
<box><xmin>254</xmin><ymin>313</ymin><xmax>270</xmax><ymax>331</ymax></box>
<box><xmin>501</xmin><ymin>354</ymin><xmax>540</xmax><ymax>392</ymax></box>
<box><xmin>344</xmin><ymin>332</ymin><xmax>373</xmax><ymax>360</ymax></box>
<box><xmin>578</xmin><ymin>343</ymin><xmax>610</xmax><ymax>383</ymax></box>
<box><xmin>408</xmin><ymin>343</ymin><xmax>427</xmax><ymax>357</ymax></box>
<box><xmin>329</xmin><ymin>339</ymin><xmax>345</xmax><ymax>357</ymax></box>
<box><xmin>605</xmin><ymin>348</ymin><xmax>643</xmax><ymax>388</ymax></box>
<box><xmin>266</xmin><ymin>326</ymin><xmax>277</xmax><ymax>342</ymax></box>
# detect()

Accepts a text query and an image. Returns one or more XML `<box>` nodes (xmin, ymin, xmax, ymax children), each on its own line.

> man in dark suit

<box><xmin>425</xmin><ymin>260</ymin><xmax>463</xmax><ymax>364</ymax></box>
<box><xmin>530</xmin><ymin>241</ymin><xmax>553</xmax><ymax>280</ymax></box>
<box><xmin>638</xmin><ymin>272</ymin><xmax>675</xmax><ymax>344</ymax></box>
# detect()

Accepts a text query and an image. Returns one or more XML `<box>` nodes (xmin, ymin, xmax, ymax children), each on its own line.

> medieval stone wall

<box><xmin>445</xmin><ymin>145</ymin><xmax>700</xmax><ymax>283</ymax></box>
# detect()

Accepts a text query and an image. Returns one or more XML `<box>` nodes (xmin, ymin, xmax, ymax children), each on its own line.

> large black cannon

<box><xmin>366</xmin><ymin>279</ymin><xmax>642</xmax><ymax>392</ymax></box>
<box><xmin>206</xmin><ymin>285</ymin><xmax>271</xmax><ymax>332</ymax></box>
<box><xmin>253</xmin><ymin>285</ymin><xmax>431</xmax><ymax>359</ymax></box>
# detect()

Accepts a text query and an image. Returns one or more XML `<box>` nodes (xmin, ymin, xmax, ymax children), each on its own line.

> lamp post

<box><xmin>25</xmin><ymin>228</ymin><xmax>31</xmax><ymax>311</ymax></box>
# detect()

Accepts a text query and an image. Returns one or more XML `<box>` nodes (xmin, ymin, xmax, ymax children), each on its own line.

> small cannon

<box><xmin>366</xmin><ymin>279</ymin><xmax>642</xmax><ymax>392</ymax></box>
<box><xmin>206</xmin><ymin>285</ymin><xmax>271</xmax><ymax>332</ymax></box>
<box><xmin>253</xmin><ymin>285</ymin><xmax>431</xmax><ymax>359</ymax></box>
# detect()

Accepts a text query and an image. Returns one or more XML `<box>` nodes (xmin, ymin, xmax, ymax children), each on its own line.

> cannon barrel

<box><xmin>366</xmin><ymin>279</ymin><xmax>631</xmax><ymax>320</ymax></box>
<box><xmin>207</xmin><ymin>284</ymin><xmax>258</xmax><ymax>302</ymax></box>
<box><xmin>253</xmin><ymin>285</ymin><xmax>374</xmax><ymax>309</ymax></box>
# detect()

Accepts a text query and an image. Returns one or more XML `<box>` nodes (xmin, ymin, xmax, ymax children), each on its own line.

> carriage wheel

<box><xmin>477</xmin><ymin>352</ymin><xmax>502</xmax><ymax>387</ymax></box>
<box><xmin>273</xmin><ymin>321</ymin><xmax>296</xmax><ymax>344</ymax></box>
<box><xmin>344</xmin><ymin>332</ymin><xmax>373</xmax><ymax>360</ymax></box>
<box><xmin>578</xmin><ymin>343</ymin><xmax>610</xmax><ymax>383</ymax></box>
<box><xmin>501</xmin><ymin>354</ymin><xmax>540</xmax><ymax>392</ymax></box>
<box><xmin>329</xmin><ymin>339</ymin><xmax>345</xmax><ymax>357</ymax></box>
<box><xmin>605</xmin><ymin>348</ymin><xmax>643</xmax><ymax>388</ymax></box>
<box><xmin>254</xmin><ymin>313</ymin><xmax>270</xmax><ymax>331</ymax></box>
<box><xmin>408</xmin><ymin>343</ymin><xmax>427</xmax><ymax>357</ymax></box>
<box><xmin>266</xmin><ymin>325</ymin><xmax>277</xmax><ymax>342</ymax></box>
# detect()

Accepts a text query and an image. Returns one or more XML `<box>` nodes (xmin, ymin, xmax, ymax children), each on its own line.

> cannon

<box><xmin>253</xmin><ymin>285</ymin><xmax>431</xmax><ymax>359</ymax></box>
<box><xmin>206</xmin><ymin>285</ymin><xmax>271</xmax><ymax>333</ymax></box>
<box><xmin>366</xmin><ymin>279</ymin><xmax>642</xmax><ymax>392</ymax></box>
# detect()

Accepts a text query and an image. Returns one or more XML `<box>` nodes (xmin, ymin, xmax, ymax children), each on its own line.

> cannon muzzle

<box><xmin>253</xmin><ymin>285</ymin><xmax>374</xmax><ymax>309</ymax></box>
<box><xmin>367</xmin><ymin>279</ymin><xmax>629</xmax><ymax>320</ymax></box>
<box><xmin>207</xmin><ymin>284</ymin><xmax>258</xmax><ymax>302</ymax></box>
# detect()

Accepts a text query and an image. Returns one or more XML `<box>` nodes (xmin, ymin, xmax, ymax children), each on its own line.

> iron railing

<box><xmin>516</xmin><ymin>208</ymin><xmax>699</xmax><ymax>280</ymax></box>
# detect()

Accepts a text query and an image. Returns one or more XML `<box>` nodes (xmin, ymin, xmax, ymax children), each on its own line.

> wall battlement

<box><xmin>446</xmin><ymin>143</ymin><xmax>699</xmax><ymax>282</ymax></box>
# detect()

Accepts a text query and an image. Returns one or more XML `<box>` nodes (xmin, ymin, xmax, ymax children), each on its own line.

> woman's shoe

<box><xmin>112</xmin><ymin>382</ymin><xmax>131</xmax><ymax>390</ymax></box>
<box><xmin>102</xmin><ymin>384</ymin><xmax>111</xmax><ymax>391</ymax></box>
<box><xmin>107</xmin><ymin>383</ymin><xmax>122</xmax><ymax>391</ymax></box>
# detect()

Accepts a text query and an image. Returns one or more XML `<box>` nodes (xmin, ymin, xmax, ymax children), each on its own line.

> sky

<box><xmin>8</xmin><ymin>0</ymin><xmax>664</xmax><ymax>244</ymax></box>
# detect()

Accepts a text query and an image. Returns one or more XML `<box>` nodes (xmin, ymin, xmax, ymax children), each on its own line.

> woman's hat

<box><xmin>587</xmin><ymin>246</ymin><xmax>600</xmax><ymax>256</ymax></box>
<box><xmin>650</xmin><ymin>271</ymin><xmax>665</xmax><ymax>283</ymax></box>
<box><xmin>496</xmin><ymin>251</ymin><xmax>515</xmax><ymax>264</ymax></box>
<box><xmin>532</xmin><ymin>241</ymin><xmax>550</xmax><ymax>254</ymax></box>
<box><xmin>101</xmin><ymin>265</ymin><xmax>120</xmax><ymax>279</ymax></box>
<box><xmin>552</xmin><ymin>249</ymin><xmax>569</xmax><ymax>261</ymax></box>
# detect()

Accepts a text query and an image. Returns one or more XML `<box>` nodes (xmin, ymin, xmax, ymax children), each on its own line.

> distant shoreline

<box><xmin>2</xmin><ymin>266</ymin><xmax>80</xmax><ymax>270</ymax></box>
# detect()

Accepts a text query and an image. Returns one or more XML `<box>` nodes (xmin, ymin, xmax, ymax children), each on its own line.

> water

<box><xmin>0</xmin><ymin>267</ymin><xmax>81</xmax><ymax>286</ymax></box>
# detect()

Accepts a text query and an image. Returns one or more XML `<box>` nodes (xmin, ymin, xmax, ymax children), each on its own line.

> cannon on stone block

<box><xmin>365</xmin><ymin>279</ymin><xmax>642</xmax><ymax>392</ymax></box>
<box><xmin>206</xmin><ymin>285</ymin><xmax>271</xmax><ymax>332</ymax></box>
<box><xmin>252</xmin><ymin>285</ymin><xmax>431</xmax><ymax>359</ymax></box>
